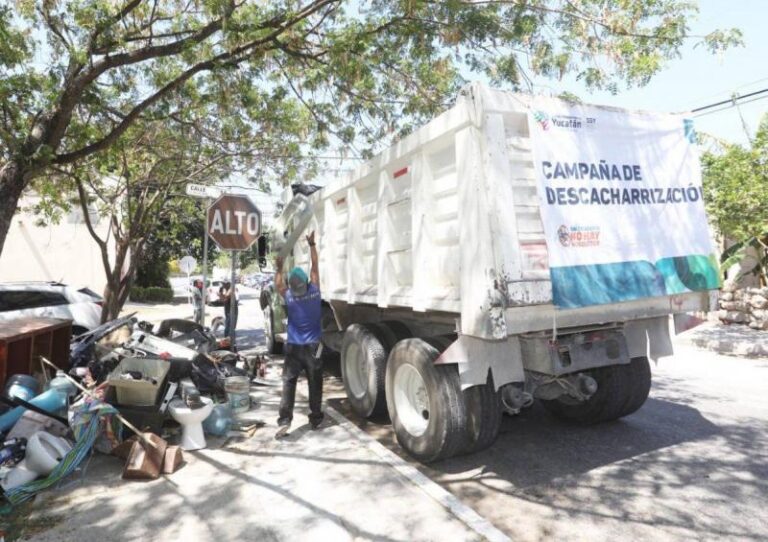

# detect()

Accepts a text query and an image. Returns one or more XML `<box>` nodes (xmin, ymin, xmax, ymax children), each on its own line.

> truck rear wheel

<box><xmin>541</xmin><ymin>356</ymin><xmax>651</xmax><ymax>424</ymax></box>
<box><xmin>385</xmin><ymin>338</ymin><xmax>468</xmax><ymax>463</ymax></box>
<box><xmin>463</xmin><ymin>371</ymin><xmax>502</xmax><ymax>454</ymax></box>
<box><xmin>417</xmin><ymin>335</ymin><xmax>502</xmax><ymax>454</ymax></box>
<box><xmin>340</xmin><ymin>322</ymin><xmax>411</xmax><ymax>419</ymax></box>
<box><xmin>341</xmin><ymin>324</ymin><xmax>388</xmax><ymax>418</ymax></box>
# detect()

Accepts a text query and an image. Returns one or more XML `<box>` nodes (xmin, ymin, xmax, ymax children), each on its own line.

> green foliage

<box><xmin>0</xmin><ymin>0</ymin><xmax>743</xmax><ymax>171</ymax></box>
<box><xmin>135</xmin><ymin>258</ymin><xmax>171</xmax><ymax>289</ymax></box>
<box><xmin>130</xmin><ymin>286</ymin><xmax>174</xmax><ymax>303</ymax></box>
<box><xmin>702</xmin><ymin>114</ymin><xmax>768</xmax><ymax>280</ymax></box>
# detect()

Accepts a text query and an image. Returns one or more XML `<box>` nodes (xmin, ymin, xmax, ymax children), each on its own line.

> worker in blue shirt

<box><xmin>274</xmin><ymin>230</ymin><xmax>323</xmax><ymax>438</ymax></box>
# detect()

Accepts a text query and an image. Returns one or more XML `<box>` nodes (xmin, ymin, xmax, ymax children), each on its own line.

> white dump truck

<box><xmin>262</xmin><ymin>83</ymin><xmax>719</xmax><ymax>462</ymax></box>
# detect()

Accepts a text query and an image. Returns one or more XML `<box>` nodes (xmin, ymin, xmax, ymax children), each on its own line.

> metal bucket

<box><xmin>224</xmin><ymin>376</ymin><xmax>250</xmax><ymax>414</ymax></box>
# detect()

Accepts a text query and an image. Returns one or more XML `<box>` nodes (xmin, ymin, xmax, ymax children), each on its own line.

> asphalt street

<box><xmin>132</xmin><ymin>285</ymin><xmax>768</xmax><ymax>541</ymax></box>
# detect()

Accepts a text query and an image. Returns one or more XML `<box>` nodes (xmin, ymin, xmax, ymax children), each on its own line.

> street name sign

<box><xmin>186</xmin><ymin>183</ymin><xmax>222</xmax><ymax>199</ymax></box>
<box><xmin>206</xmin><ymin>194</ymin><xmax>262</xmax><ymax>251</ymax></box>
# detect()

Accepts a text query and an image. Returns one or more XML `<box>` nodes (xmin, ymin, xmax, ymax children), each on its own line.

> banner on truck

<box><xmin>528</xmin><ymin>97</ymin><xmax>720</xmax><ymax>309</ymax></box>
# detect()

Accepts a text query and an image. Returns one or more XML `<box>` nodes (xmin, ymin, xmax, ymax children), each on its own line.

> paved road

<box><xmin>332</xmin><ymin>343</ymin><xmax>768</xmax><ymax>541</ymax></box>
<box><xmin>126</xmin><ymin>299</ymin><xmax>768</xmax><ymax>541</ymax></box>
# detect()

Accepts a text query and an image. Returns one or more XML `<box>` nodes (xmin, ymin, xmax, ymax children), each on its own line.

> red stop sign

<box><xmin>207</xmin><ymin>194</ymin><xmax>262</xmax><ymax>251</ymax></box>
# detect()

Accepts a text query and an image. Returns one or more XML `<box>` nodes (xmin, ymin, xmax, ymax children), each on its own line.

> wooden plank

<box><xmin>0</xmin><ymin>318</ymin><xmax>71</xmax><ymax>340</ymax></box>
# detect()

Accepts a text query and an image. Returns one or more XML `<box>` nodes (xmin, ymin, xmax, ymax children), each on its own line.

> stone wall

<box><xmin>718</xmin><ymin>282</ymin><xmax>768</xmax><ymax>330</ymax></box>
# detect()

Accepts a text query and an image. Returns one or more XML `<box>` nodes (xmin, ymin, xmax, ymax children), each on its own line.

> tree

<box><xmin>702</xmin><ymin>114</ymin><xmax>768</xmax><ymax>283</ymax></box>
<box><xmin>0</xmin><ymin>0</ymin><xmax>742</xmax><ymax>258</ymax></box>
<box><xmin>56</xmin><ymin>107</ymin><xmax>303</xmax><ymax>321</ymax></box>
<box><xmin>138</xmin><ymin>197</ymin><xmax>219</xmax><ymax>288</ymax></box>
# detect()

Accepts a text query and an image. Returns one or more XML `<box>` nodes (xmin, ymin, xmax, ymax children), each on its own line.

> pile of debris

<box><xmin>718</xmin><ymin>284</ymin><xmax>768</xmax><ymax>330</ymax></box>
<box><xmin>0</xmin><ymin>316</ymin><xmax>272</xmax><ymax>507</ymax></box>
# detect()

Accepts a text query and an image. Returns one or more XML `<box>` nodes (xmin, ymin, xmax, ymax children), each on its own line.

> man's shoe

<box><xmin>275</xmin><ymin>425</ymin><xmax>291</xmax><ymax>439</ymax></box>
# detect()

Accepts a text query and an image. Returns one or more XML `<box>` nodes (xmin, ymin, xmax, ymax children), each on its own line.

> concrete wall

<box><xmin>0</xmin><ymin>195</ymin><xmax>115</xmax><ymax>294</ymax></box>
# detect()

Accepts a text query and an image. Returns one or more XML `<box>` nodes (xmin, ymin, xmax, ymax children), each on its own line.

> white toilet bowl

<box><xmin>168</xmin><ymin>397</ymin><xmax>214</xmax><ymax>451</ymax></box>
<box><xmin>2</xmin><ymin>432</ymin><xmax>72</xmax><ymax>490</ymax></box>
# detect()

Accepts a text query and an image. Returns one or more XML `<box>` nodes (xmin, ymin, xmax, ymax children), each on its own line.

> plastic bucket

<box><xmin>4</xmin><ymin>375</ymin><xmax>41</xmax><ymax>403</ymax></box>
<box><xmin>224</xmin><ymin>376</ymin><xmax>250</xmax><ymax>414</ymax></box>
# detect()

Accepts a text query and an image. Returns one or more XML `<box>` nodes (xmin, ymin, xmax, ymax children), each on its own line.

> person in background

<box><xmin>274</xmin><ymin>231</ymin><xmax>323</xmax><ymax>438</ymax></box>
<box><xmin>219</xmin><ymin>280</ymin><xmax>238</xmax><ymax>336</ymax></box>
<box><xmin>191</xmin><ymin>279</ymin><xmax>204</xmax><ymax>325</ymax></box>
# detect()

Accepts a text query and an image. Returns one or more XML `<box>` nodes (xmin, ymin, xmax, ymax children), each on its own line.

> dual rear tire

<box><xmin>540</xmin><ymin>356</ymin><xmax>652</xmax><ymax>424</ymax></box>
<box><xmin>342</xmin><ymin>328</ymin><xmax>502</xmax><ymax>463</ymax></box>
<box><xmin>342</xmin><ymin>325</ymin><xmax>651</xmax><ymax>462</ymax></box>
<box><xmin>341</xmin><ymin>322</ymin><xmax>411</xmax><ymax>418</ymax></box>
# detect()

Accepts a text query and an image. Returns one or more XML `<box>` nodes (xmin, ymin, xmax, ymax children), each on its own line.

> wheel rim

<box><xmin>393</xmin><ymin>363</ymin><xmax>430</xmax><ymax>437</ymax></box>
<box><xmin>344</xmin><ymin>342</ymin><xmax>367</xmax><ymax>399</ymax></box>
<box><xmin>263</xmin><ymin>308</ymin><xmax>273</xmax><ymax>350</ymax></box>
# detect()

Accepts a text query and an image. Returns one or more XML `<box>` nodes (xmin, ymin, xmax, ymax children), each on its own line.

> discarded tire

<box><xmin>385</xmin><ymin>338</ymin><xmax>467</xmax><ymax>462</ymax></box>
<box><xmin>541</xmin><ymin>357</ymin><xmax>651</xmax><ymax>424</ymax></box>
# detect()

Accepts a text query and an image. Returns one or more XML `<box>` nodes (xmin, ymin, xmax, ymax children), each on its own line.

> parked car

<box><xmin>207</xmin><ymin>280</ymin><xmax>224</xmax><ymax>305</ymax></box>
<box><xmin>0</xmin><ymin>282</ymin><xmax>102</xmax><ymax>334</ymax></box>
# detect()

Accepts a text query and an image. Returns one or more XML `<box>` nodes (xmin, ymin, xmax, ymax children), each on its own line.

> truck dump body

<box><xmin>271</xmin><ymin>84</ymin><xmax>719</xmax><ymax>461</ymax></box>
<box><xmin>281</xmin><ymin>84</ymin><xmax>714</xmax><ymax>341</ymax></box>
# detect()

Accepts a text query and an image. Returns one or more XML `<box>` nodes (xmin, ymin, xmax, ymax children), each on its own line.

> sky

<box><xmin>239</xmin><ymin>0</ymin><xmax>768</xmax><ymax>215</ymax></box>
<box><xmin>536</xmin><ymin>0</ymin><xmax>768</xmax><ymax>146</ymax></box>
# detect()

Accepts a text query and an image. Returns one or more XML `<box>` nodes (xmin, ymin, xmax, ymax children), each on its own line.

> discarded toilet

<box><xmin>1</xmin><ymin>432</ymin><xmax>72</xmax><ymax>490</ymax></box>
<box><xmin>168</xmin><ymin>397</ymin><xmax>214</xmax><ymax>451</ymax></box>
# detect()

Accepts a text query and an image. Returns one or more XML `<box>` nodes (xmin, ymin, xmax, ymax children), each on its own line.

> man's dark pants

<box><xmin>278</xmin><ymin>343</ymin><xmax>324</xmax><ymax>427</ymax></box>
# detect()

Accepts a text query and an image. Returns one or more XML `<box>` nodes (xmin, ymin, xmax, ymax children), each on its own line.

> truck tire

<box><xmin>463</xmin><ymin>371</ymin><xmax>502</xmax><ymax>454</ymax></box>
<box><xmin>263</xmin><ymin>306</ymin><xmax>282</xmax><ymax>355</ymax></box>
<box><xmin>385</xmin><ymin>338</ymin><xmax>468</xmax><ymax>462</ymax></box>
<box><xmin>541</xmin><ymin>357</ymin><xmax>651</xmax><ymax>424</ymax></box>
<box><xmin>619</xmin><ymin>356</ymin><xmax>652</xmax><ymax>417</ymax></box>
<box><xmin>341</xmin><ymin>324</ymin><xmax>390</xmax><ymax>418</ymax></box>
<box><xmin>376</xmin><ymin>321</ymin><xmax>412</xmax><ymax>346</ymax></box>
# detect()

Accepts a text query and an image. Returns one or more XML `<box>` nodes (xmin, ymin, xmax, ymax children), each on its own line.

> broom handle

<box><xmin>40</xmin><ymin>357</ymin><xmax>158</xmax><ymax>449</ymax></box>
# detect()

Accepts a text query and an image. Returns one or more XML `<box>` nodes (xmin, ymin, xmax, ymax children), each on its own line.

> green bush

<box><xmin>130</xmin><ymin>286</ymin><xmax>174</xmax><ymax>303</ymax></box>
<box><xmin>135</xmin><ymin>258</ymin><xmax>171</xmax><ymax>289</ymax></box>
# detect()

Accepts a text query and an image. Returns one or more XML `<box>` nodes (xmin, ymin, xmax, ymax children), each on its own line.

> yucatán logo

<box><xmin>533</xmin><ymin>111</ymin><xmax>596</xmax><ymax>131</ymax></box>
<box><xmin>533</xmin><ymin>110</ymin><xmax>550</xmax><ymax>130</ymax></box>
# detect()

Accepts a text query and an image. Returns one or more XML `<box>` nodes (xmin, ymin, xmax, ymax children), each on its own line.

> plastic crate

<box><xmin>107</xmin><ymin>357</ymin><xmax>170</xmax><ymax>406</ymax></box>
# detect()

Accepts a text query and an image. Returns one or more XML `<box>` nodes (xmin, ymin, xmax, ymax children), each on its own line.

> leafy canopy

<box><xmin>0</xmin><ymin>0</ymin><xmax>743</xmax><ymax>168</ymax></box>
<box><xmin>702</xmin><ymin>115</ymin><xmax>768</xmax><ymax>280</ymax></box>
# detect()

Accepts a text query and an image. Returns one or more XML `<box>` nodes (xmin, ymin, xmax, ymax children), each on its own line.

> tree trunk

<box><xmin>101</xmin><ymin>240</ymin><xmax>131</xmax><ymax>322</ymax></box>
<box><xmin>0</xmin><ymin>162</ymin><xmax>28</xmax><ymax>256</ymax></box>
<box><xmin>101</xmin><ymin>275</ymin><xmax>122</xmax><ymax>323</ymax></box>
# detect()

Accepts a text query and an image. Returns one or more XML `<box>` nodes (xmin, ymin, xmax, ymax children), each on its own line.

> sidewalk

<box><xmin>674</xmin><ymin>321</ymin><xmax>768</xmax><ymax>358</ymax></box>
<box><xmin>25</xmin><ymin>379</ymin><xmax>493</xmax><ymax>541</ymax></box>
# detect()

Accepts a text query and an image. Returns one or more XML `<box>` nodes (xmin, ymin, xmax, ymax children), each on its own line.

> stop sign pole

<box><xmin>206</xmin><ymin>194</ymin><xmax>262</xmax><ymax>350</ymax></box>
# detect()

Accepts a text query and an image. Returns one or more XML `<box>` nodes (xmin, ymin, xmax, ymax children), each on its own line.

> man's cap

<box><xmin>288</xmin><ymin>267</ymin><xmax>309</xmax><ymax>296</ymax></box>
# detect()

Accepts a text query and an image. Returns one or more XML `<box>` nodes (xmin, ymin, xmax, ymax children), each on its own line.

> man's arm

<box><xmin>307</xmin><ymin>230</ymin><xmax>319</xmax><ymax>286</ymax></box>
<box><xmin>275</xmin><ymin>256</ymin><xmax>288</xmax><ymax>296</ymax></box>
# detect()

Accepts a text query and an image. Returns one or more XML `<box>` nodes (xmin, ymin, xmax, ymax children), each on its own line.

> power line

<box><xmin>691</xmin><ymin>87</ymin><xmax>768</xmax><ymax>114</ymax></box>
<box><xmin>694</xmin><ymin>93</ymin><xmax>768</xmax><ymax>118</ymax></box>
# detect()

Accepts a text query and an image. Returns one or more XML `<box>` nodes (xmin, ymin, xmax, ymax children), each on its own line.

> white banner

<box><xmin>528</xmin><ymin>97</ymin><xmax>720</xmax><ymax>308</ymax></box>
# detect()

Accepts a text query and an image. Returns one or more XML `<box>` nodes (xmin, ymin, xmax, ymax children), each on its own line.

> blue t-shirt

<box><xmin>284</xmin><ymin>283</ymin><xmax>322</xmax><ymax>344</ymax></box>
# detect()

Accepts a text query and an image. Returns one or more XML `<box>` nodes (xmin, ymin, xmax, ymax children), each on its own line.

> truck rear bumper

<box><xmin>504</xmin><ymin>290</ymin><xmax>715</xmax><ymax>335</ymax></box>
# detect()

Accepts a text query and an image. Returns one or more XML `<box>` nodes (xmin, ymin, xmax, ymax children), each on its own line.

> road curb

<box><xmin>324</xmin><ymin>405</ymin><xmax>511</xmax><ymax>542</ymax></box>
